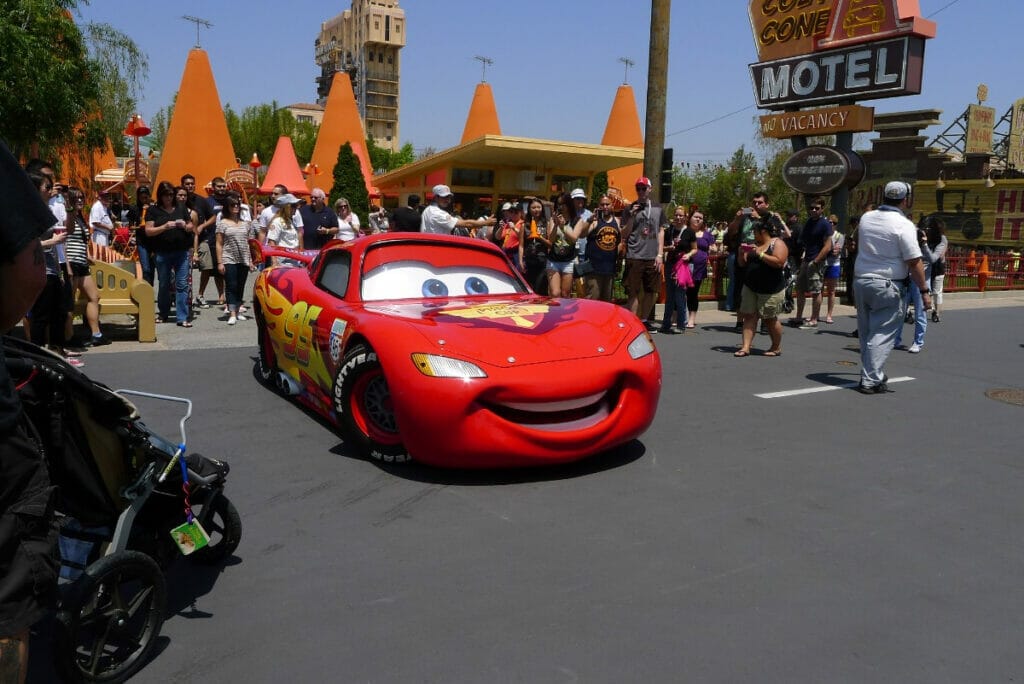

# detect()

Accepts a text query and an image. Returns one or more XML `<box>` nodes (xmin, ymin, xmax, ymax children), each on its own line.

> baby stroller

<box><xmin>4</xmin><ymin>336</ymin><xmax>241</xmax><ymax>682</ymax></box>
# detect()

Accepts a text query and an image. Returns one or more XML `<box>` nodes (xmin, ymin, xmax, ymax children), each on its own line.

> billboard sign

<box><xmin>751</xmin><ymin>36</ymin><xmax>924</xmax><ymax>110</ymax></box>
<box><xmin>782</xmin><ymin>145</ymin><xmax>865</xmax><ymax>195</ymax></box>
<box><xmin>749</xmin><ymin>0</ymin><xmax>935</xmax><ymax>111</ymax></box>
<box><xmin>760</xmin><ymin>104</ymin><xmax>875</xmax><ymax>139</ymax></box>
<box><xmin>1007</xmin><ymin>97</ymin><xmax>1024</xmax><ymax>171</ymax></box>
<box><xmin>965</xmin><ymin>104</ymin><xmax>996</xmax><ymax>155</ymax></box>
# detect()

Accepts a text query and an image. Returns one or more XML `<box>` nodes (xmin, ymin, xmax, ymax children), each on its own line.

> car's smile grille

<box><xmin>486</xmin><ymin>389</ymin><xmax>616</xmax><ymax>432</ymax></box>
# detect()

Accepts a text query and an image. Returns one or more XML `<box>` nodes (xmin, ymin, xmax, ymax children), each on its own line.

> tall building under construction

<box><xmin>315</xmin><ymin>0</ymin><xmax>405</xmax><ymax>153</ymax></box>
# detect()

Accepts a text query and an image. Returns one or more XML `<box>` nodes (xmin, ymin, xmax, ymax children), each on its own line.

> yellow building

<box><xmin>315</xmin><ymin>0</ymin><xmax>405</xmax><ymax>152</ymax></box>
<box><xmin>373</xmin><ymin>82</ymin><xmax>644</xmax><ymax>216</ymax></box>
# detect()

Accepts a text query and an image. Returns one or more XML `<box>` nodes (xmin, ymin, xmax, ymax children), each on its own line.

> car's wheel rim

<box><xmin>350</xmin><ymin>369</ymin><xmax>401</xmax><ymax>445</ymax></box>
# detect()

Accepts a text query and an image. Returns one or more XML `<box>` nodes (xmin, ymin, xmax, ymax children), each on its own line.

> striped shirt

<box><xmin>65</xmin><ymin>214</ymin><xmax>90</xmax><ymax>266</ymax></box>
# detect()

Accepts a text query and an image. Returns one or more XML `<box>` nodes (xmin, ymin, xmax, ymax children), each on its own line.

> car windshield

<box><xmin>361</xmin><ymin>243</ymin><xmax>525</xmax><ymax>301</ymax></box>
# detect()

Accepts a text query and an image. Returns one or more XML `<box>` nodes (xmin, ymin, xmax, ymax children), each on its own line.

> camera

<box><xmin>741</xmin><ymin>207</ymin><xmax>753</xmax><ymax>217</ymax></box>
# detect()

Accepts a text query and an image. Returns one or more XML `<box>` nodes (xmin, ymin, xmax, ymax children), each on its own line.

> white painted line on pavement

<box><xmin>756</xmin><ymin>376</ymin><xmax>915</xmax><ymax>399</ymax></box>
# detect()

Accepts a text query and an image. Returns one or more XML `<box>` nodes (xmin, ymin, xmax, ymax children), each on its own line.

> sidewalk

<box><xmin>69</xmin><ymin>288</ymin><xmax>1024</xmax><ymax>355</ymax></box>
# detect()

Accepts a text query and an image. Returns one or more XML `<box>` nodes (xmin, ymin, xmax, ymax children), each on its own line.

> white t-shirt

<box><xmin>89</xmin><ymin>199</ymin><xmax>113</xmax><ymax>245</ymax></box>
<box><xmin>337</xmin><ymin>213</ymin><xmax>361</xmax><ymax>241</ymax></box>
<box><xmin>259</xmin><ymin>205</ymin><xmax>303</xmax><ymax>231</ymax></box>
<box><xmin>853</xmin><ymin>207</ymin><xmax>921</xmax><ymax>280</ymax></box>
<box><xmin>267</xmin><ymin>216</ymin><xmax>300</xmax><ymax>249</ymax></box>
<box><xmin>420</xmin><ymin>203</ymin><xmax>458</xmax><ymax>234</ymax></box>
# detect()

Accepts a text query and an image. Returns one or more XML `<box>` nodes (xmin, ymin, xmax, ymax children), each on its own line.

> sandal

<box><xmin>764</xmin><ymin>349</ymin><xmax>782</xmax><ymax>357</ymax></box>
<box><xmin>825</xmin><ymin>317</ymin><xmax>834</xmax><ymax>324</ymax></box>
<box><xmin>734</xmin><ymin>349</ymin><xmax>750</xmax><ymax>357</ymax></box>
<box><xmin>155</xmin><ymin>316</ymin><xmax>168</xmax><ymax>324</ymax></box>
<box><xmin>177</xmin><ymin>321</ymin><xmax>193</xmax><ymax>328</ymax></box>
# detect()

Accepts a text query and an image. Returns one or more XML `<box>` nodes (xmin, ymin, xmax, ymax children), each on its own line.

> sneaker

<box><xmin>239</xmin><ymin>305</ymin><xmax>248</xmax><ymax>314</ymax></box>
<box><xmin>65</xmin><ymin>357</ymin><xmax>85</xmax><ymax>368</ymax></box>
<box><xmin>931</xmin><ymin>311</ymin><xmax>940</xmax><ymax>323</ymax></box>
<box><xmin>82</xmin><ymin>335</ymin><xmax>111</xmax><ymax>347</ymax></box>
<box><xmin>236</xmin><ymin>314</ymin><xmax>248</xmax><ymax>322</ymax></box>
<box><xmin>228</xmin><ymin>315</ymin><xmax>237</xmax><ymax>325</ymax></box>
<box><xmin>894</xmin><ymin>343</ymin><xmax>907</xmax><ymax>351</ymax></box>
<box><xmin>195</xmin><ymin>296</ymin><xmax>210</xmax><ymax>309</ymax></box>
<box><xmin>908</xmin><ymin>343</ymin><xmax>922</xmax><ymax>353</ymax></box>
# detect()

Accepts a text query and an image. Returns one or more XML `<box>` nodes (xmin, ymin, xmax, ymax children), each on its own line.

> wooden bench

<box><xmin>73</xmin><ymin>260</ymin><xmax>156</xmax><ymax>343</ymax></box>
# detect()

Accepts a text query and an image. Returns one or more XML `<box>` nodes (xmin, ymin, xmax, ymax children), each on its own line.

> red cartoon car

<box><xmin>251</xmin><ymin>234</ymin><xmax>661</xmax><ymax>468</ymax></box>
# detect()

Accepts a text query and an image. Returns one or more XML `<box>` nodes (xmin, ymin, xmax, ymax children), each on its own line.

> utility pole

<box><xmin>644</xmin><ymin>0</ymin><xmax>671</xmax><ymax>186</ymax></box>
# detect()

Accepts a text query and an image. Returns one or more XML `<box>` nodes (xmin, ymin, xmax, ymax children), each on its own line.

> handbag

<box><xmin>574</xmin><ymin>258</ymin><xmax>595</xmax><ymax>277</ymax></box>
<box><xmin>673</xmin><ymin>258</ymin><xmax>694</xmax><ymax>288</ymax></box>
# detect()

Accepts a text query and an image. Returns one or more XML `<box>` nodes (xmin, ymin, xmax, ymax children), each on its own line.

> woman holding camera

<box><xmin>735</xmin><ymin>220</ymin><xmax>789</xmax><ymax>357</ymax></box>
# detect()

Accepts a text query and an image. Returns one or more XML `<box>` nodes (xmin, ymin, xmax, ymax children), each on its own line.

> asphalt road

<box><xmin>28</xmin><ymin>298</ymin><xmax>1024</xmax><ymax>683</ymax></box>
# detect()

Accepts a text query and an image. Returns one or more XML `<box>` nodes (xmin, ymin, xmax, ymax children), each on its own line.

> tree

<box><xmin>330</xmin><ymin>142</ymin><xmax>369</xmax><ymax>221</ymax></box>
<box><xmin>81</xmin><ymin>21</ymin><xmax>148</xmax><ymax>157</ymax></box>
<box><xmin>223</xmin><ymin>101</ymin><xmax>319</xmax><ymax>168</ymax></box>
<box><xmin>0</xmin><ymin>2</ymin><xmax>146</xmax><ymax>160</ymax></box>
<box><xmin>145</xmin><ymin>95</ymin><xmax>175</xmax><ymax>153</ymax></box>
<box><xmin>0</xmin><ymin>2</ymin><xmax>97</xmax><ymax>155</ymax></box>
<box><xmin>367</xmin><ymin>136</ymin><xmax>415</xmax><ymax>173</ymax></box>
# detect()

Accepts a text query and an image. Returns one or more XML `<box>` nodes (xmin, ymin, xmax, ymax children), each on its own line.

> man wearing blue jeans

<box><xmin>852</xmin><ymin>181</ymin><xmax>932</xmax><ymax>394</ymax></box>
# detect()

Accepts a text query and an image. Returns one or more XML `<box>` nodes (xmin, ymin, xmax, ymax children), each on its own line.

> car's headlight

<box><xmin>627</xmin><ymin>332</ymin><xmax>656</xmax><ymax>359</ymax></box>
<box><xmin>411</xmin><ymin>353</ymin><xmax>487</xmax><ymax>378</ymax></box>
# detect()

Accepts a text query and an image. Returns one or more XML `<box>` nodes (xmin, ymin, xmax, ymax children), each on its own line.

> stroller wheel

<box><xmin>782</xmin><ymin>300</ymin><xmax>794</xmax><ymax>314</ymax></box>
<box><xmin>190</xmin><ymin>493</ymin><xmax>243</xmax><ymax>565</ymax></box>
<box><xmin>56</xmin><ymin>550</ymin><xmax>166</xmax><ymax>683</ymax></box>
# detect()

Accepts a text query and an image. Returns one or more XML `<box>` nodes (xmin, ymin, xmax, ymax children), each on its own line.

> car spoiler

<box><xmin>248</xmin><ymin>239</ymin><xmax>317</xmax><ymax>266</ymax></box>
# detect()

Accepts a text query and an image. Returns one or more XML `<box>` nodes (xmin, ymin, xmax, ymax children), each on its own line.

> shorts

<box><xmin>195</xmin><ymin>241</ymin><xmax>217</xmax><ymax>271</ymax></box>
<box><xmin>623</xmin><ymin>258</ymin><xmax>660</xmax><ymax>297</ymax></box>
<box><xmin>91</xmin><ymin>231</ymin><xmax>109</xmax><ymax>247</ymax></box>
<box><xmin>0</xmin><ymin>419</ymin><xmax>59</xmax><ymax>636</ymax></box>
<box><xmin>546</xmin><ymin>259</ymin><xmax>575</xmax><ymax>275</ymax></box>
<box><xmin>824</xmin><ymin>263</ymin><xmax>841</xmax><ymax>280</ymax></box>
<box><xmin>69</xmin><ymin>262</ymin><xmax>90</xmax><ymax>278</ymax></box>
<box><xmin>796</xmin><ymin>260</ymin><xmax>826</xmax><ymax>294</ymax></box>
<box><xmin>739</xmin><ymin>286</ymin><xmax>786</xmax><ymax>320</ymax></box>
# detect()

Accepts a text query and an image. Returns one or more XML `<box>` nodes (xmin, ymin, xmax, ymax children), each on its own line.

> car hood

<box><xmin>362</xmin><ymin>296</ymin><xmax>640</xmax><ymax>368</ymax></box>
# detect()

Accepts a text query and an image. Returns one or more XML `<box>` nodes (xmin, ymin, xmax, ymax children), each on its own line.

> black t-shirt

<box><xmin>391</xmin><ymin>206</ymin><xmax>422</xmax><ymax>232</ymax></box>
<box><xmin>195</xmin><ymin>194</ymin><xmax>218</xmax><ymax>245</ymax></box>
<box><xmin>146</xmin><ymin>203</ymin><xmax>192</xmax><ymax>252</ymax></box>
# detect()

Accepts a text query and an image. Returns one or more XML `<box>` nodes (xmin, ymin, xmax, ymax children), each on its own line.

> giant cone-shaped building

<box><xmin>601</xmin><ymin>84</ymin><xmax>644</xmax><ymax>203</ymax></box>
<box><xmin>307</xmin><ymin>72</ymin><xmax>374</xmax><ymax>195</ymax></box>
<box><xmin>155</xmin><ymin>49</ymin><xmax>237</xmax><ymax>189</ymax></box>
<box><xmin>460</xmin><ymin>83</ymin><xmax>502</xmax><ymax>143</ymax></box>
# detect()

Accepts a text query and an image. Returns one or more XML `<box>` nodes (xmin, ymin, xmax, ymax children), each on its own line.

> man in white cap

<box><xmin>420</xmin><ymin>184</ymin><xmax>495</xmax><ymax>235</ymax></box>
<box><xmin>852</xmin><ymin>181</ymin><xmax>931</xmax><ymax>394</ymax></box>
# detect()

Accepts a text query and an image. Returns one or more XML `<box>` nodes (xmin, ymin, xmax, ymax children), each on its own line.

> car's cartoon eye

<box><xmin>465</xmin><ymin>277</ymin><xmax>489</xmax><ymax>295</ymax></box>
<box><xmin>422</xmin><ymin>279</ymin><xmax>449</xmax><ymax>297</ymax></box>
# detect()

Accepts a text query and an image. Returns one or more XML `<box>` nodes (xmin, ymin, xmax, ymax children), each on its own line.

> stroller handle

<box><xmin>113</xmin><ymin>390</ymin><xmax>192</xmax><ymax>482</ymax></box>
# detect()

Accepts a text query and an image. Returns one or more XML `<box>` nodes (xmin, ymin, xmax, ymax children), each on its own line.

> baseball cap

<box><xmin>570</xmin><ymin>188</ymin><xmax>586</xmax><ymax>200</ymax></box>
<box><xmin>273</xmin><ymin>193</ymin><xmax>300</xmax><ymax>207</ymax></box>
<box><xmin>501</xmin><ymin>202</ymin><xmax>513</xmax><ymax>211</ymax></box>
<box><xmin>634</xmin><ymin>176</ymin><xmax>652</xmax><ymax>188</ymax></box>
<box><xmin>432</xmin><ymin>184</ymin><xmax>452</xmax><ymax>198</ymax></box>
<box><xmin>883</xmin><ymin>181</ymin><xmax>910</xmax><ymax>200</ymax></box>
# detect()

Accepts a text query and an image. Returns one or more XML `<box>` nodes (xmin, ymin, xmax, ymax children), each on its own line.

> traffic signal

<box><xmin>660</xmin><ymin>147</ymin><xmax>673</xmax><ymax>204</ymax></box>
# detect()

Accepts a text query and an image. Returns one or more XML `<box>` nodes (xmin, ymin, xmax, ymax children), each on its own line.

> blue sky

<box><xmin>78</xmin><ymin>0</ymin><xmax>1014</xmax><ymax>164</ymax></box>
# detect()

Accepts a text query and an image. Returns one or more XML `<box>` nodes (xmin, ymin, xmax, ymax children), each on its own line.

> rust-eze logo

<box><xmin>749</xmin><ymin>0</ymin><xmax>936</xmax><ymax>63</ymax></box>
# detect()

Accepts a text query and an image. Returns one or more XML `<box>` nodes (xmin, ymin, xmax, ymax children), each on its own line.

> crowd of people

<box><xmin>22</xmin><ymin>161</ymin><xmax>961</xmax><ymax>382</ymax></box>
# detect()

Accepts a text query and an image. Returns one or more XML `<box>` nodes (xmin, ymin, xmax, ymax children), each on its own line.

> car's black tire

<box><xmin>332</xmin><ymin>344</ymin><xmax>411</xmax><ymax>463</ymax></box>
<box><xmin>255</xmin><ymin>304</ymin><xmax>277</xmax><ymax>385</ymax></box>
<box><xmin>56</xmin><ymin>550</ymin><xmax>166</xmax><ymax>683</ymax></box>
<box><xmin>189</xmin><ymin>493</ymin><xmax>242</xmax><ymax>565</ymax></box>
